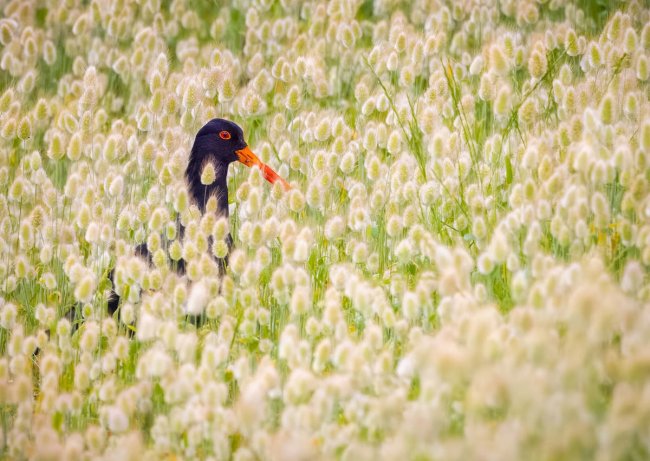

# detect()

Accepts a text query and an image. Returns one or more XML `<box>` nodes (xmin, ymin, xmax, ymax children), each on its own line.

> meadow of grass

<box><xmin>1</xmin><ymin>0</ymin><xmax>650</xmax><ymax>459</ymax></box>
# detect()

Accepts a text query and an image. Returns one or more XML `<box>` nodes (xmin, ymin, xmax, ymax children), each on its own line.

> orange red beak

<box><xmin>235</xmin><ymin>146</ymin><xmax>291</xmax><ymax>191</ymax></box>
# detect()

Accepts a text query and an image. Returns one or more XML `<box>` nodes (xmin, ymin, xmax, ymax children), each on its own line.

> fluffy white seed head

<box><xmin>201</xmin><ymin>163</ymin><xmax>216</xmax><ymax>185</ymax></box>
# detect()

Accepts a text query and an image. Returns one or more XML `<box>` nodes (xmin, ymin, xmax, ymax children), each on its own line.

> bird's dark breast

<box><xmin>185</xmin><ymin>159</ymin><xmax>229</xmax><ymax>215</ymax></box>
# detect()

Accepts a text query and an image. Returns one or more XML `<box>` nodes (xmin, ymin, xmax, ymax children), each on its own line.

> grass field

<box><xmin>1</xmin><ymin>0</ymin><xmax>650</xmax><ymax>459</ymax></box>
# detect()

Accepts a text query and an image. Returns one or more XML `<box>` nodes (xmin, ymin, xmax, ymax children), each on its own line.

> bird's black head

<box><xmin>187</xmin><ymin>118</ymin><xmax>291</xmax><ymax>196</ymax></box>
<box><xmin>191</xmin><ymin>118</ymin><xmax>247</xmax><ymax>165</ymax></box>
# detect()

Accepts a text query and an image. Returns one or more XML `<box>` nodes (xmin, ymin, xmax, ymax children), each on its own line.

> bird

<box><xmin>106</xmin><ymin>118</ymin><xmax>290</xmax><ymax>318</ymax></box>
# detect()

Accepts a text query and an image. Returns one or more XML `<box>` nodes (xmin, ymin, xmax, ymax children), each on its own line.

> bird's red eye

<box><xmin>219</xmin><ymin>131</ymin><xmax>231</xmax><ymax>140</ymax></box>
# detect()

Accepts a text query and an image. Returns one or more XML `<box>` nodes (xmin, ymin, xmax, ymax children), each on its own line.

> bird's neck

<box><xmin>186</xmin><ymin>156</ymin><xmax>230</xmax><ymax>217</ymax></box>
